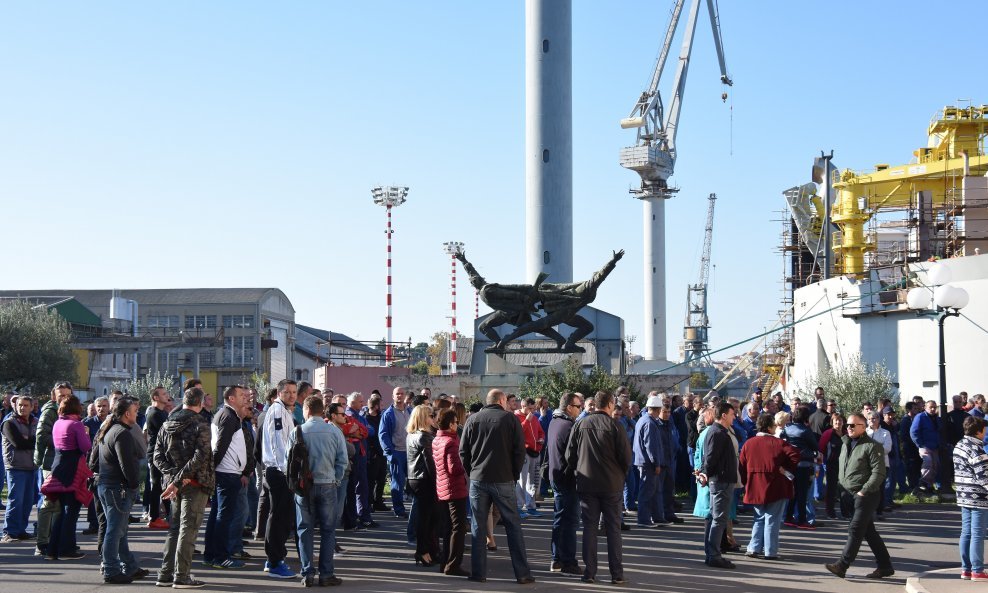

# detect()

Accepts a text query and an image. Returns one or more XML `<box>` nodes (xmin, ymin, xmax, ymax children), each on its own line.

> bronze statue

<box><xmin>456</xmin><ymin>249</ymin><xmax>624</xmax><ymax>353</ymax></box>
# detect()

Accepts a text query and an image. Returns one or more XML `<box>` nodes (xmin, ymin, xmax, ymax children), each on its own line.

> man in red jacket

<box><xmin>739</xmin><ymin>414</ymin><xmax>800</xmax><ymax>560</ymax></box>
<box><xmin>515</xmin><ymin>399</ymin><xmax>545</xmax><ymax>518</ymax></box>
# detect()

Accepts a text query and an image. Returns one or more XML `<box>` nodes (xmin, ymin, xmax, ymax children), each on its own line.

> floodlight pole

<box><xmin>372</xmin><ymin>186</ymin><xmax>409</xmax><ymax>364</ymax></box>
<box><xmin>442</xmin><ymin>242</ymin><xmax>465</xmax><ymax>375</ymax></box>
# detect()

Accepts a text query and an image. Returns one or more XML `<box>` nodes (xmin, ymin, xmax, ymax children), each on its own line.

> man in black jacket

<box><xmin>459</xmin><ymin>389</ymin><xmax>534</xmax><ymax>585</ymax></box>
<box><xmin>565</xmin><ymin>391</ymin><xmax>632</xmax><ymax>585</ymax></box>
<box><xmin>204</xmin><ymin>385</ymin><xmax>250</xmax><ymax>569</ymax></box>
<box><xmin>547</xmin><ymin>392</ymin><xmax>583</xmax><ymax>575</ymax></box>
<box><xmin>154</xmin><ymin>387</ymin><xmax>214</xmax><ymax>589</ymax></box>
<box><xmin>698</xmin><ymin>402</ymin><xmax>739</xmax><ymax>569</ymax></box>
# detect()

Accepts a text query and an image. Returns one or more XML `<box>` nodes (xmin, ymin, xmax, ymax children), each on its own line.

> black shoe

<box><xmin>104</xmin><ymin>574</ymin><xmax>135</xmax><ymax>585</ymax></box>
<box><xmin>301</xmin><ymin>575</ymin><xmax>316</xmax><ymax>587</ymax></box>
<box><xmin>825</xmin><ymin>562</ymin><xmax>847</xmax><ymax>578</ymax></box>
<box><xmin>516</xmin><ymin>576</ymin><xmax>535</xmax><ymax>584</ymax></box>
<box><xmin>550</xmin><ymin>561</ymin><xmax>562</xmax><ymax>572</ymax></box>
<box><xmin>358</xmin><ymin>520</ymin><xmax>379</xmax><ymax>529</ymax></box>
<box><xmin>721</xmin><ymin>544</ymin><xmax>741</xmax><ymax>554</ymax></box>
<box><xmin>611</xmin><ymin>576</ymin><xmax>627</xmax><ymax>585</ymax></box>
<box><xmin>865</xmin><ymin>567</ymin><xmax>895</xmax><ymax>579</ymax></box>
<box><xmin>172</xmin><ymin>577</ymin><xmax>206</xmax><ymax>589</ymax></box>
<box><xmin>318</xmin><ymin>576</ymin><xmax>343</xmax><ymax>587</ymax></box>
<box><xmin>467</xmin><ymin>576</ymin><xmax>487</xmax><ymax>583</ymax></box>
<box><xmin>620</xmin><ymin>522</ymin><xmax>631</xmax><ymax>531</ymax></box>
<box><xmin>82</xmin><ymin>527</ymin><xmax>98</xmax><ymax>535</ymax></box>
<box><xmin>561</xmin><ymin>565</ymin><xmax>582</xmax><ymax>576</ymax></box>
<box><xmin>130</xmin><ymin>568</ymin><xmax>150</xmax><ymax>580</ymax></box>
<box><xmin>128</xmin><ymin>516</ymin><xmax>140</xmax><ymax>524</ymax></box>
<box><xmin>373</xmin><ymin>502</ymin><xmax>390</xmax><ymax>512</ymax></box>
<box><xmin>669</xmin><ymin>516</ymin><xmax>685</xmax><ymax>524</ymax></box>
<box><xmin>155</xmin><ymin>574</ymin><xmax>173</xmax><ymax>587</ymax></box>
<box><xmin>580</xmin><ymin>576</ymin><xmax>596</xmax><ymax>584</ymax></box>
<box><xmin>763</xmin><ymin>556</ymin><xmax>781</xmax><ymax>561</ymax></box>
<box><xmin>745</xmin><ymin>551</ymin><xmax>762</xmax><ymax>558</ymax></box>
<box><xmin>706</xmin><ymin>558</ymin><xmax>735</xmax><ymax>569</ymax></box>
<box><xmin>61</xmin><ymin>551</ymin><xmax>86</xmax><ymax>560</ymax></box>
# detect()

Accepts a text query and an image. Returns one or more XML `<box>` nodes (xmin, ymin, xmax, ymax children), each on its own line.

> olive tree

<box><xmin>0</xmin><ymin>301</ymin><xmax>76</xmax><ymax>394</ymax></box>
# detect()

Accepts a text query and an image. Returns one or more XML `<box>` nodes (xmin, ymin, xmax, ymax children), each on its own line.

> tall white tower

<box><xmin>525</xmin><ymin>0</ymin><xmax>573</xmax><ymax>284</ymax></box>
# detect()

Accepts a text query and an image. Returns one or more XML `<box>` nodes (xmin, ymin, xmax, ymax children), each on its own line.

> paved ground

<box><xmin>0</xmin><ymin>502</ymin><xmax>963</xmax><ymax>592</ymax></box>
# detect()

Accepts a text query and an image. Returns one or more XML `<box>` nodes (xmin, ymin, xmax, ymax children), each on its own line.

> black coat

<box><xmin>459</xmin><ymin>404</ymin><xmax>525</xmax><ymax>483</ymax></box>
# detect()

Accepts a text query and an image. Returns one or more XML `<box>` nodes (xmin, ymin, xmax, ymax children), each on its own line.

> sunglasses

<box><xmin>846</xmin><ymin>424</ymin><xmax>863</xmax><ymax>428</ymax></box>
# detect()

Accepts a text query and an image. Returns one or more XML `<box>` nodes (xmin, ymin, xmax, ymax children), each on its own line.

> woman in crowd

<box><xmin>954</xmin><ymin>415</ymin><xmax>988</xmax><ymax>580</ymax></box>
<box><xmin>1</xmin><ymin>395</ymin><xmax>37</xmax><ymax>543</ymax></box>
<box><xmin>739</xmin><ymin>414</ymin><xmax>799</xmax><ymax>560</ymax></box>
<box><xmin>433</xmin><ymin>408</ymin><xmax>468</xmax><ymax>576</ymax></box>
<box><xmin>41</xmin><ymin>394</ymin><xmax>93</xmax><ymax>560</ymax></box>
<box><xmin>819</xmin><ymin>413</ymin><xmax>847</xmax><ymax>519</ymax></box>
<box><xmin>94</xmin><ymin>397</ymin><xmax>147</xmax><ymax>584</ymax></box>
<box><xmin>406</xmin><ymin>404</ymin><xmax>439</xmax><ymax>567</ymax></box>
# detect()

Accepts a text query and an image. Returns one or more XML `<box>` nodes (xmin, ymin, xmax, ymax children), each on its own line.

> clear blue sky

<box><xmin>2</xmin><ymin>1</ymin><xmax>985</xmax><ymax>359</ymax></box>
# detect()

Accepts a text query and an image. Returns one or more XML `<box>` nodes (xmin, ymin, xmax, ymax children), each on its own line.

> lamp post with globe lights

<box><xmin>906</xmin><ymin>261</ymin><xmax>969</xmax><ymax>464</ymax></box>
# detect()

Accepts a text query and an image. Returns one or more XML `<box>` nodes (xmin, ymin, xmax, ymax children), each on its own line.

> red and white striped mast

<box><xmin>372</xmin><ymin>185</ymin><xmax>408</xmax><ymax>365</ymax></box>
<box><xmin>442</xmin><ymin>241</ymin><xmax>464</xmax><ymax>376</ymax></box>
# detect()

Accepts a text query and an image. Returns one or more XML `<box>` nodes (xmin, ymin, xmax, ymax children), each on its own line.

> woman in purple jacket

<box><xmin>44</xmin><ymin>395</ymin><xmax>92</xmax><ymax>560</ymax></box>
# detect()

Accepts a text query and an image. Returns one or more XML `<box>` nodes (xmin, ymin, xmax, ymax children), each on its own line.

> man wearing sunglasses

<box><xmin>824</xmin><ymin>413</ymin><xmax>894</xmax><ymax>580</ymax></box>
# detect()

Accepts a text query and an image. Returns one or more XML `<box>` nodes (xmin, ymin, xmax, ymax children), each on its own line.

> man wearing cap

<box><xmin>633</xmin><ymin>395</ymin><xmax>664</xmax><ymax>528</ymax></box>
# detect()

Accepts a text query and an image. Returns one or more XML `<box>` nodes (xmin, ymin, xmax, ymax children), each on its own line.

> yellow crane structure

<box><xmin>830</xmin><ymin>105</ymin><xmax>988</xmax><ymax>276</ymax></box>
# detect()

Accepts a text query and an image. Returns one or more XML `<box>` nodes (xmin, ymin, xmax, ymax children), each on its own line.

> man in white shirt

<box><xmin>261</xmin><ymin>380</ymin><xmax>298</xmax><ymax>579</ymax></box>
<box><xmin>203</xmin><ymin>385</ymin><xmax>250</xmax><ymax>569</ymax></box>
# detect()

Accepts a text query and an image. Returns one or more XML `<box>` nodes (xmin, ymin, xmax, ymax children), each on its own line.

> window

<box><xmin>223</xmin><ymin>336</ymin><xmax>256</xmax><ymax>367</ymax></box>
<box><xmin>184</xmin><ymin>315</ymin><xmax>217</xmax><ymax>330</ymax></box>
<box><xmin>222</xmin><ymin>315</ymin><xmax>255</xmax><ymax>329</ymax></box>
<box><xmin>197</xmin><ymin>349</ymin><xmax>217</xmax><ymax>367</ymax></box>
<box><xmin>146</xmin><ymin>315</ymin><xmax>179</xmax><ymax>328</ymax></box>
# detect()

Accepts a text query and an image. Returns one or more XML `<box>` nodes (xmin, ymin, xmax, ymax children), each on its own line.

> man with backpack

<box><xmin>289</xmin><ymin>396</ymin><xmax>348</xmax><ymax>587</ymax></box>
<box><xmin>153</xmin><ymin>386</ymin><xmax>214</xmax><ymax>589</ymax></box>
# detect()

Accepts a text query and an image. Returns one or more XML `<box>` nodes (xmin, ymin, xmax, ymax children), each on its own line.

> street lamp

<box><xmin>372</xmin><ymin>185</ymin><xmax>409</xmax><ymax>365</ymax></box>
<box><xmin>906</xmin><ymin>262</ymin><xmax>969</xmax><ymax>469</ymax></box>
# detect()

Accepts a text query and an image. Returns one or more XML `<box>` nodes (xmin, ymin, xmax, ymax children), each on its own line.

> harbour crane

<box><xmin>682</xmin><ymin>193</ymin><xmax>716</xmax><ymax>363</ymax></box>
<box><xmin>620</xmin><ymin>0</ymin><xmax>732</xmax><ymax>367</ymax></box>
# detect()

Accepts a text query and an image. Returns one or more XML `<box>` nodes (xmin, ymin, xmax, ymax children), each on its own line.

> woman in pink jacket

<box><xmin>432</xmin><ymin>408</ymin><xmax>468</xmax><ymax>576</ymax></box>
<box><xmin>43</xmin><ymin>395</ymin><xmax>93</xmax><ymax>560</ymax></box>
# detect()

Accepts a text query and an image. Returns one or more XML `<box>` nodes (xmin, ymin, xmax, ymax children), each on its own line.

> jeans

<box><xmin>147</xmin><ymin>463</ymin><xmax>166</xmax><ymax>522</ymax></box>
<box><xmin>245</xmin><ymin>474</ymin><xmax>259</xmax><ymax>530</ymax></box>
<box><xmin>704</xmin><ymin>480</ymin><xmax>732</xmax><ymax>562</ymax></box>
<box><xmin>48</xmin><ymin>492</ymin><xmax>82</xmax><ymax>558</ymax></box>
<box><xmin>636</xmin><ymin>465</ymin><xmax>661</xmax><ymax>525</ymax></box>
<box><xmin>838</xmin><ymin>490</ymin><xmax>892</xmax><ymax>570</ymax></box>
<box><xmin>204</xmin><ymin>472</ymin><xmax>243</xmax><ymax>563</ymax></box>
<box><xmin>3</xmin><ymin>469</ymin><xmax>34</xmax><ymax>537</ymax></box>
<box><xmin>349</xmin><ymin>450</ymin><xmax>372</xmax><ymax>522</ymax></box>
<box><xmin>296</xmin><ymin>483</ymin><xmax>339</xmax><ymax>578</ymax></box>
<box><xmin>98</xmin><ymin>484</ymin><xmax>139</xmax><ymax>578</ymax></box>
<box><xmin>160</xmin><ymin>485</ymin><xmax>208</xmax><ymax>582</ymax></box>
<box><xmin>747</xmin><ymin>498</ymin><xmax>787</xmax><ymax>558</ymax></box>
<box><xmin>468</xmin><ymin>480</ymin><xmax>531</xmax><ymax>580</ymax></box>
<box><xmin>515</xmin><ymin>455</ymin><xmax>535</xmax><ymax>511</ymax></box>
<box><xmin>550</xmin><ymin>481</ymin><xmax>579</xmax><ymax>566</ymax></box>
<box><xmin>231</xmin><ymin>480</ymin><xmax>249</xmax><ymax>555</ymax></box>
<box><xmin>336</xmin><ymin>475</ymin><xmax>348</xmax><ymax>526</ymax></box>
<box><xmin>579</xmin><ymin>490</ymin><xmax>624</xmax><ymax>580</ymax></box>
<box><xmin>386</xmin><ymin>451</ymin><xmax>407</xmax><ymax>515</ymax></box>
<box><xmin>786</xmin><ymin>466</ymin><xmax>813</xmax><ymax>524</ymax></box>
<box><xmin>960</xmin><ymin>506</ymin><xmax>988</xmax><ymax>573</ymax></box>
<box><xmin>263</xmin><ymin>467</ymin><xmax>293</xmax><ymax>565</ymax></box>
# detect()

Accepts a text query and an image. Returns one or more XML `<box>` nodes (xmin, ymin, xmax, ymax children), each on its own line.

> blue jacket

<box><xmin>782</xmin><ymin>423</ymin><xmax>819</xmax><ymax>467</ymax></box>
<box><xmin>655</xmin><ymin>417</ymin><xmax>674</xmax><ymax>467</ymax></box>
<box><xmin>741</xmin><ymin>416</ymin><xmax>758</xmax><ymax>440</ymax></box>
<box><xmin>633</xmin><ymin>414</ymin><xmax>660</xmax><ymax>467</ymax></box>
<box><xmin>731</xmin><ymin>418</ymin><xmax>748</xmax><ymax>451</ymax></box>
<box><xmin>378</xmin><ymin>405</ymin><xmax>408</xmax><ymax>457</ymax></box>
<box><xmin>910</xmin><ymin>411</ymin><xmax>940</xmax><ymax>450</ymax></box>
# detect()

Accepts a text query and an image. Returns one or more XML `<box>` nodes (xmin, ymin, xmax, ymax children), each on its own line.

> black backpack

<box><xmin>287</xmin><ymin>426</ymin><xmax>313</xmax><ymax>496</ymax></box>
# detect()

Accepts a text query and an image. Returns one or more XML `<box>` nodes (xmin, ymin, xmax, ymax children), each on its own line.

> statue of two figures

<box><xmin>456</xmin><ymin>250</ymin><xmax>624</xmax><ymax>354</ymax></box>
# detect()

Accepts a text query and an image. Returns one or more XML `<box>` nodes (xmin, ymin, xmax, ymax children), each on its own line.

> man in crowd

<box><xmin>516</xmin><ymin>397</ymin><xmax>545</xmax><ymax>518</ymax></box>
<box><xmin>565</xmin><ymin>390</ymin><xmax>631</xmax><ymax>585</ymax></box>
<box><xmin>634</xmin><ymin>394</ymin><xmax>664</xmax><ymax>529</ymax></box>
<box><xmin>363</xmin><ymin>392</ymin><xmax>389</xmax><ymax>512</ymax></box>
<box><xmin>809</xmin><ymin>399</ymin><xmax>835</xmax><ymax>435</ymax></box>
<box><xmin>1</xmin><ymin>395</ymin><xmax>37</xmax><ymax>543</ymax></box>
<box><xmin>698</xmin><ymin>402</ymin><xmax>739</xmax><ymax>570</ymax></box>
<box><xmin>547</xmin><ymin>392</ymin><xmax>582</xmax><ymax>576</ymax></box>
<box><xmin>344</xmin><ymin>392</ymin><xmax>376</xmax><ymax>529</ymax></box>
<box><xmin>825</xmin><ymin>413</ymin><xmax>894</xmax><ymax>579</ymax></box>
<box><xmin>656</xmin><ymin>402</ymin><xmax>685</xmax><ymax>524</ymax></box>
<box><xmin>154</xmin><ymin>386</ymin><xmax>214</xmax><ymax>589</ymax></box>
<box><xmin>910</xmin><ymin>400</ymin><xmax>941</xmax><ymax>494</ymax></box>
<box><xmin>261</xmin><ymin>379</ymin><xmax>299</xmax><ymax>579</ymax></box>
<box><xmin>204</xmin><ymin>385</ymin><xmax>251</xmax><ymax>569</ymax></box>
<box><xmin>379</xmin><ymin>387</ymin><xmax>411</xmax><ymax>519</ymax></box>
<box><xmin>293</xmin><ymin>395</ymin><xmax>348</xmax><ymax>587</ymax></box>
<box><xmin>459</xmin><ymin>389</ymin><xmax>534</xmax><ymax>585</ymax></box>
<box><xmin>145</xmin><ymin>387</ymin><xmax>172</xmax><ymax>530</ymax></box>
<box><xmin>34</xmin><ymin>381</ymin><xmax>74</xmax><ymax>556</ymax></box>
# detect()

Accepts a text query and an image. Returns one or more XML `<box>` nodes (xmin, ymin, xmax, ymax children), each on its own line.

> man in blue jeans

<box><xmin>460</xmin><ymin>389</ymin><xmax>534</xmax><ymax>585</ymax></box>
<box><xmin>204</xmin><ymin>386</ymin><xmax>252</xmax><ymax>569</ymax></box>
<box><xmin>698</xmin><ymin>402</ymin><xmax>739</xmax><ymax>570</ymax></box>
<box><xmin>1</xmin><ymin>395</ymin><xmax>37</xmax><ymax>542</ymax></box>
<box><xmin>293</xmin><ymin>396</ymin><xmax>349</xmax><ymax>587</ymax></box>
<box><xmin>547</xmin><ymin>392</ymin><xmax>583</xmax><ymax>575</ymax></box>
<box><xmin>378</xmin><ymin>387</ymin><xmax>410</xmax><ymax>518</ymax></box>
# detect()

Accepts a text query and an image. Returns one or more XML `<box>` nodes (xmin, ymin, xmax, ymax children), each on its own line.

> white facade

<box><xmin>790</xmin><ymin>253</ymin><xmax>988</xmax><ymax>401</ymax></box>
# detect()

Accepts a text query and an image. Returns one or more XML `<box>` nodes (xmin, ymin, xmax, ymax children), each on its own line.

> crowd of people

<box><xmin>2</xmin><ymin>381</ymin><xmax>988</xmax><ymax>586</ymax></box>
